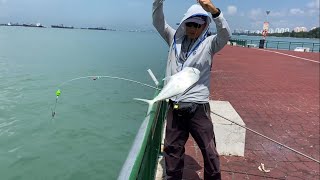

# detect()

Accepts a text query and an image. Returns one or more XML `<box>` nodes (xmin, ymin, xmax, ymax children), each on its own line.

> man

<box><xmin>152</xmin><ymin>0</ymin><xmax>231</xmax><ymax>179</ymax></box>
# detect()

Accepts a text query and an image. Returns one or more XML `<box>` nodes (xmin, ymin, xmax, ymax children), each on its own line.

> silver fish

<box><xmin>134</xmin><ymin>67</ymin><xmax>200</xmax><ymax>114</ymax></box>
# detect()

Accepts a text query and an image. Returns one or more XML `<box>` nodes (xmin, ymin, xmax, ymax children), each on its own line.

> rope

<box><xmin>211</xmin><ymin>111</ymin><xmax>320</xmax><ymax>164</ymax></box>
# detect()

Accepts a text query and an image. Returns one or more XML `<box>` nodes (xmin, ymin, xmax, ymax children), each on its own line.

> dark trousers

<box><xmin>164</xmin><ymin>102</ymin><xmax>221</xmax><ymax>180</ymax></box>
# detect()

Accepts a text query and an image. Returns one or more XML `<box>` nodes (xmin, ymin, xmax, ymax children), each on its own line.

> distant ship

<box><xmin>7</xmin><ymin>23</ymin><xmax>23</xmax><ymax>26</ymax></box>
<box><xmin>23</xmin><ymin>23</ymin><xmax>45</xmax><ymax>28</ymax></box>
<box><xmin>88</xmin><ymin>27</ymin><xmax>107</xmax><ymax>31</ymax></box>
<box><xmin>51</xmin><ymin>24</ymin><xmax>74</xmax><ymax>29</ymax></box>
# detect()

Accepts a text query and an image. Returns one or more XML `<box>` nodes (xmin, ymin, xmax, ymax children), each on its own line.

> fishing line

<box><xmin>211</xmin><ymin>111</ymin><xmax>320</xmax><ymax>164</ymax></box>
<box><xmin>51</xmin><ymin>75</ymin><xmax>161</xmax><ymax>120</ymax></box>
<box><xmin>51</xmin><ymin>75</ymin><xmax>320</xmax><ymax>164</ymax></box>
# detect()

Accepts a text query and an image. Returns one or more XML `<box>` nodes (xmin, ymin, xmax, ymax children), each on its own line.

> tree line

<box><xmin>234</xmin><ymin>27</ymin><xmax>320</xmax><ymax>39</ymax></box>
<box><xmin>269</xmin><ymin>27</ymin><xmax>319</xmax><ymax>39</ymax></box>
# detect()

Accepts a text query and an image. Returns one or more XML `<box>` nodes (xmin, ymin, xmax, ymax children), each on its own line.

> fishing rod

<box><xmin>51</xmin><ymin>74</ymin><xmax>161</xmax><ymax>120</ymax></box>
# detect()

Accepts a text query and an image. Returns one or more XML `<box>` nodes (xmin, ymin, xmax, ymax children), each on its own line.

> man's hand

<box><xmin>197</xmin><ymin>0</ymin><xmax>219</xmax><ymax>14</ymax></box>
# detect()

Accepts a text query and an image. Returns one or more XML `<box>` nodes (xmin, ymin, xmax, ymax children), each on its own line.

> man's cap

<box><xmin>184</xmin><ymin>16</ymin><xmax>206</xmax><ymax>25</ymax></box>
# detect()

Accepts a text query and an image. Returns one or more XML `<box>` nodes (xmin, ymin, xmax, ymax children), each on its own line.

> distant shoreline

<box><xmin>0</xmin><ymin>24</ymin><xmax>157</xmax><ymax>33</ymax></box>
<box><xmin>233</xmin><ymin>27</ymin><xmax>320</xmax><ymax>39</ymax></box>
<box><xmin>233</xmin><ymin>34</ymin><xmax>320</xmax><ymax>41</ymax></box>
<box><xmin>0</xmin><ymin>24</ymin><xmax>117</xmax><ymax>31</ymax></box>
<box><xmin>1</xmin><ymin>24</ymin><xmax>319</xmax><ymax>40</ymax></box>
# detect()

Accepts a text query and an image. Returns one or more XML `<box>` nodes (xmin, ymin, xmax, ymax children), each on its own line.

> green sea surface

<box><xmin>0</xmin><ymin>27</ymin><xmax>168</xmax><ymax>180</ymax></box>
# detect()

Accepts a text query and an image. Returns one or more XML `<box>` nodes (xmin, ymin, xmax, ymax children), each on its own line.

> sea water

<box><xmin>0</xmin><ymin>27</ymin><xmax>168</xmax><ymax>180</ymax></box>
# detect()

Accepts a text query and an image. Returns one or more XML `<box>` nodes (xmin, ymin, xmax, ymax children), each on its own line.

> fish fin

<box><xmin>133</xmin><ymin>98</ymin><xmax>153</xmax><ymax>104</ymax></box>
<box><xmin>133</xmin><ymin>98</ymin><xmax>155</xmax><ymax>115</ymax></box>
<box><xmin>162</xmin><ymin>76</ymin><xmax>171</xmax><ymax>81</ymax></box>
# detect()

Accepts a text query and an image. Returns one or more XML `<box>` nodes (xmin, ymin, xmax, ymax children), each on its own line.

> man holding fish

<box><xmin>152</xmin><ymin>0</ymin><xmax>231</xmax><ymax>179</ymax></box>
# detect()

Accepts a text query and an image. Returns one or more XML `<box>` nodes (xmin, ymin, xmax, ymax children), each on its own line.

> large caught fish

<box><xmin>134</xmin><ymin>67</ymin><xmax>200</xmax><ymax>114</ymax></box>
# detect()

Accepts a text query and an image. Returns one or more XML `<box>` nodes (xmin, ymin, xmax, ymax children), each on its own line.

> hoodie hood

<box><xmin>175</xmin><ymin>4</ymin><xmax>212</xmax><ymax>41</ymax></box>
<box><xmin>173</xmin><ymin>4</ymin><xmax>212</xmax><ymax>60</ymax></box>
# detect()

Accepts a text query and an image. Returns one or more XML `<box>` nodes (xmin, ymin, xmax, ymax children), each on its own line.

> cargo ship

<box><xmin>22</xmin><ymin>23</ymin><xmax>45</xmax><ymax>28</ymax></box>
<box><xmin>51</xmin><ymin>24</ymin><xmax>74</xmax><ymax>29</ymax></box>
<box><xmin>87</xmin><ymin>27</ymin><xmax>107</xmax><ymax>31</ymax></box>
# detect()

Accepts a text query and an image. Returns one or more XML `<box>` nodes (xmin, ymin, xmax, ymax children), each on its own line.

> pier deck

<box><xmin>182</xmin><ymin>46</ymin><xmax>319</xmax><ymax>179</ymax></box>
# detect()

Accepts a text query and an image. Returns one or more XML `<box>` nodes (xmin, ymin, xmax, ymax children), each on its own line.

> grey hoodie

<box><xmin>153</xmin><ymin>0</ymin><xmax>231</xmax><ymax>103</ymax></box>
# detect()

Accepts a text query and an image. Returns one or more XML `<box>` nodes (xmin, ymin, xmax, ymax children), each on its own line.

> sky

<box><xmin>0</xmin><ymin>0</ymin><xmax>319</xmax><ymax>31</ymax></box>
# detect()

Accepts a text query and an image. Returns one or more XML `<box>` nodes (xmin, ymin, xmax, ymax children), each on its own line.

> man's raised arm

<box><xmin>198</xmin><ymin>0</ymin><xmax>232</xmax><ymax>54</ymax></box>
<box><xmin>152</xmin><ymin>0</ymin><xmax>175</xmax><ymax>46</ymax></box>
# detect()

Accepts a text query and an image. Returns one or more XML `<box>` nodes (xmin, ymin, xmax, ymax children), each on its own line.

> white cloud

<box><xmin>269</xmin><ymin>10</ymin><xmax>287</xmax><ymax>17</ymax></box>
<box><xmin>250</xmin><ymin>21</ymin><xmax>264</xmax><ymax>29</ymax></box>
<box><xmin>308</xmin><ymin>9</ymin><xmax>320</xmax><ymax>15</ymax></box>
<box><xmin>307</xmin><ymin>0</ymin><xmax>320</xmax><ymax>9</ymax></box>
<box><xmin>289</xmin><ymin>8</ymin><xmax>305</xmax><ymax>15</ymax></box>
<box><xmin>227</xmin><ymin>5</ymin><xmax>237</xmax><ymax>15</ymax></box>
<box><xmin>248</xmin><ymin>8</ymin><xmax>263</xmax><ymax>20</ymax></box>
<box><xmin>270</xmin><ymin>20</ymin><xmax>291</xmax><ymax>28</ymax></box>
<box><xmin>306</xmin><ymin>0</ymin><xmax>320</xmax><ymax>16</ymax></box>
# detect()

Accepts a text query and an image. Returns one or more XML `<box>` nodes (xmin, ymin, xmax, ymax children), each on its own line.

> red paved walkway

<box><xmin>182</xmin><ymin>46</ymin><xmax>320</xmax><ymax>180</ymax></box>
<box><xmin>259</xmin><ymin>49</ymin><xmax>320</xmax><ymax>62</ymax></box>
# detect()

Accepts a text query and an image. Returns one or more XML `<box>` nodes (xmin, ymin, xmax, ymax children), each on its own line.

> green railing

<box><xmin>231</xmin><ymin>39</ymin><xmax>320</xmax><ymax>52</ymax></box>
<box><xmin>117</xmin><ymin>83</ymin><xmax>168</xmax><ymax>180</ymax></box>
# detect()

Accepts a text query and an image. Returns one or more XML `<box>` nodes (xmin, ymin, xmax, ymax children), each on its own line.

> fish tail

<box><xmin>133</xmin><ymin>98</ymin><xmax>155</xmax><ymax>115</ymax></box>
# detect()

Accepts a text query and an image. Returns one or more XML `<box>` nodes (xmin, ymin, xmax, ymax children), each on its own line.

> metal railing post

<box><xmin>312</xmin><ymin>43</ymin><xmax>315</xmax><ymax>52</ymax></box>
<box><xmin>266</xmin><ymin>41</ymin><xmax>268</xmax><ymax>48</ymax></box>
<box><xmin>228</xmin><ymin>39</ymin><xmax>319</xmax><ymax>52</ymax></box>
<box><xmin>289</xmin><ymin>42</ymin><xmax>291</xmax><ymax>50</ymax></box>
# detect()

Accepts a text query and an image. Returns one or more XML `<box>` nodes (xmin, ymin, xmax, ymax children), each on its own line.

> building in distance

<box><xmin>294</xmin><ymin>27</ymin><xmax>308</xmax><ymax>32</ymax></box>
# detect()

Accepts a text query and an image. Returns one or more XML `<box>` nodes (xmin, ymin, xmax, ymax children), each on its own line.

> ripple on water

<box><xmin>0</xmin><ymin>89</ymin><xmax>20</xmax><ymax>111</ymax></box>
<box><xmin>0</xmin><ymin>119</ymin><xmax>19</xmax><ymax>129</ymax></box>
<box><xmin>8</xmin><ymin>146</ymin><xmax>21</xmax><ymax>153</ymax></box>
<box><xmin>0</xmin><ymin>117</ymin><xmax>19</xmax><ymax>137</ymax></box>
<box><xmin>9</xmin><ymin>155</ymin><xmax>41</xmax><ymax>168</ymax></box>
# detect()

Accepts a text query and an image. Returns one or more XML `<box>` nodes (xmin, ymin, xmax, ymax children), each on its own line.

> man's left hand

<box><xmin>197</xmin><ymin>0</ymin><xmax>219</xmax><ymax>14</ymax></box>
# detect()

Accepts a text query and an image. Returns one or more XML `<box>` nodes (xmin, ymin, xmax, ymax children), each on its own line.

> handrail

<box><xmin>231</xmin><ymin>38</ymin><xmax>320</xmax><ymax>52</ymax></box>
<box><xmin>117</xmin><ymin>113</ymin><xmax>153</xmax><ymax>180</ymax></box>
<box><xmin>118</xmin><ymin>83</ymin><xmax>167</xmax><ymax>180</ymax></box>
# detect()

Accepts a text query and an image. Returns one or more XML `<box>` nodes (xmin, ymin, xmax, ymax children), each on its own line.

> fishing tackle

<box><xmin>51</xmin><ymin>75</ymin><xmax>161</xmax><ymax>119</ymax></box>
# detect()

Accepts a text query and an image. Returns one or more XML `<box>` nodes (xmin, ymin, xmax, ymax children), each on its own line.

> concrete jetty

<box><xmin>156</xmin><ymin>45</ymin><xmax>319</xmax><ymax>179</ymax></box>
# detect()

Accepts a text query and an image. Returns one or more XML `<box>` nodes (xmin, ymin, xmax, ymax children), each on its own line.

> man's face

<box><xmin>185</xmin><ymin>22</ymin><xmax>206</xmax><ymax>39</ymax></box>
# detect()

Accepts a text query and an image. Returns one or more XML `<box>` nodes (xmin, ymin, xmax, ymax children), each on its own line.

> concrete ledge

<box><xmin>155</xmin><ymin>155</ymin><xmax>165</xmax><ymax>180</ymax></box>
<box><xmin>155</xmin><ymin>123</ymin><xmax>166</xmax><ymax>180</ymax></box>
<box><xmin>209</xmin><ymin>100</ymin><xmax>246</xmax><ymax>157</ymax></box>
<box><xmin>247</xmin><ymin>43</ymin><xmax>257</xmax><ymax>48</ymax></box>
